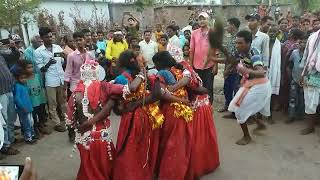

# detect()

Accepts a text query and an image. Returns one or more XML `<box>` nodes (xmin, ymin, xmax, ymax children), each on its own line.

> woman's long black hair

<box><xmin>152</xmin><ymin>51</ymin><xmax>184</xmax><ymax>70</ymax></box>
<box><xmin>117</xmin><ymin>50</ymin><xmax>140</xmax><ymax>78</ymax></box>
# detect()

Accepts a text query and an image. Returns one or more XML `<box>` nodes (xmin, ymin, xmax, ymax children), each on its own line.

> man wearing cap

<box><xmin>1</xmin><ymin>35</ymin><xmax>22</xmax><ymax>69</ymax></box>
<box><xmin>246</xmin><ymin>13</ymin><xmax>270</xmax><ymax>68</ymax></box>
<box><xmin>105</xmin><ymin>30</ymin><xmax>128</xmax><ymax>65</ymax></box>
<box><xmin>190</xmin><ymin>12</ymin><xmax>215</xmax><ymax>103</ymax></box>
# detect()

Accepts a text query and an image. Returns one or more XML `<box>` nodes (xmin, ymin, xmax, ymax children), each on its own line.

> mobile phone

<box><xmin>0</xmin><ymin>38</ymin><xmax>10</xmax><ymax>45</ymax></box>
<box><xmin>53</xmin><ymin>52</ymin><xmax>62</xmax><ymax>58</ymax></box>
<box><xmin>0</xmin><ymin>164</ymin><xmax>24</xmax><ymax>180</ymax></box>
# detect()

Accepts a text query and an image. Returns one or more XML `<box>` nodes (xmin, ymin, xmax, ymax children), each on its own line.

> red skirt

<box><xmin>188</xmin><ymin>95</ymin><xmax>220</xmax><ymax>179</ymax></box>
<box><xmin>113</xmin><ymin>107</ymin><xmax>159</xmax><ymax>180</ymax></box>
<box><xmin>157</xmin><ymin>103</ymin><xmax>193</xmax><ymax>180</ymax></box>
<box><xmin>76</xmin><ymin>122</ymin><xmax>114</xmax><ymax>180</ymax></box>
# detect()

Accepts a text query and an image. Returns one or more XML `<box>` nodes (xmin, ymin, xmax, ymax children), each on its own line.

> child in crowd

<box><xmin>286</xmin><ymin>37</ymin><xmax>307</xmax><ymax>124</ymax></box>
<box><xmin>182</xmin><ymin>44</ymin><xmax>190</xmax><ymax>61</ymax></box>
<box><xmin>158</xmin><ymin>34</ymin><xmax>168</xmax><ymax>52</ymax></box>
<box><xmin>132</xmin><ymin>45</ymin><xmax>147</xmax><ymax>69</ymax></box>
<box><xmin>21</xmin><ymin>60</ymin><xmax>49</xmax><ymax>136</ymax></box>
<box><xmin>10</xmin><ymin>64</ymin><xmax>37</xmax><ymax>144</ymax></box>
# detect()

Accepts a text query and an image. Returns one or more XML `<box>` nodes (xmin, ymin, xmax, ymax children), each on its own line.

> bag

<box><xmin>306</xmin><ymin>73</ymin><xmax>320</xmax><ymax>88</ymax></box>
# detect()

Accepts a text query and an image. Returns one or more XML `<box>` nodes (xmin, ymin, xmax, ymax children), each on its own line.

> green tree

<box><xmin>0</xmin><ymin>0</ymin><xmax>41</xmax><ymax>33</ymax></box>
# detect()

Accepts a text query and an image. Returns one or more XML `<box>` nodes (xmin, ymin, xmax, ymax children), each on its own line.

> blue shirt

<box><xmin>14</xmin><ymin>83</ymin><xmax>33</xmax><ymax>112</ymax></box>
<box><xmin>157</xmin><ymin>70</ymin><xmax>177</xmax><ymax>85</ymax></box>
<box><xmin>97</xmin><ymin>40</ymin><xmax>107</xmax><ymax>52</ymax></box>
<box><xmin>289</xmin><ymin>49</ymin><xmax>303</xmax><ymax>83</ymax></box>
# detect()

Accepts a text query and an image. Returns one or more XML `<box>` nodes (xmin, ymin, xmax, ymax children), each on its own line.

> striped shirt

<box><xmin>0</xmin><ymin>55</ymin><xmax>14</xmax><ymax>95</ymax></box>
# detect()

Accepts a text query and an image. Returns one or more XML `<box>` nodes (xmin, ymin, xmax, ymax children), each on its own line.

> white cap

<box><xmin>198</xmin><ymin>12</ymin><xmax>209</xmax><ymax>19</ymax></box>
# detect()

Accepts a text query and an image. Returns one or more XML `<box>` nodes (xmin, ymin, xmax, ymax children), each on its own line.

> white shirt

<box><xmin>168</xmin><ymin>35</ymin><xmax>182</xmax><ymax>49</ymax></box>
<box><xmin>139</xmin><ymin>40</ymin><xmax>158</xmax><ymax>68</ymax></box>
<box><xmin>35</xmin><ymin>44</ymin><xmax>64</xmax><ymax>87</ymax></box>
<box><xmin>251</xmin><ymin>30</ymin><xmax>270</xmax><ymax>67</ymax></box>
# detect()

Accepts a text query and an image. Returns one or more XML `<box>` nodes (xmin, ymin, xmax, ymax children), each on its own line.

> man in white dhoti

<box><xmin>228</xmin><ymin>30</ymin><xmax>272</xmax><ymax>145</ymax></box>
<box><xmin>299</xmin><ymin>29</ymin><xmax>320</xmax><ymax>135</ymax></box>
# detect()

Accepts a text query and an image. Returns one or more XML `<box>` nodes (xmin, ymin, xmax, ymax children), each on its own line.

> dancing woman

<box><xmin>66</xmin><ymin>60</ymin><xmax>124</xmax><ymax>180</ymax></box>
<box><xmin>152</xmin><ymin>51</ymin><xmax>194</xmax><ymax>180</ymax></box>
<box><xmin>112</xmin><ymin>50</ymin><xmax>188</xmax><ymax>180</ymax></box>
<box><xmin>169</xmin><ymin>45</ymin><xmax>220</xmax><ymax>179</ymax></box>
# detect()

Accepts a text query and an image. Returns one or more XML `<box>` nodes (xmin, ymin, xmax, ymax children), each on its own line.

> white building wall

<box><xmin>1</xmin><ymin>1</ymin><xmax>110</xmax><ymax>46</ymax></box>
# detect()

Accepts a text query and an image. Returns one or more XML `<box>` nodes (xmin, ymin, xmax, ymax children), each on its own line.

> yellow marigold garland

<box><xmin>125</xmin><ymin>82</ymin><xmax>164</xmax><ymax>129</ymax></box>
<box><xmin>143</xmin><ymin>102</ymin><xmax>165</xmax><ymax>129</ymax></box>
<box><xmin>170</xmin><ymin>102</ymin><xmax>193</xmax><ymax>122</ymax></box>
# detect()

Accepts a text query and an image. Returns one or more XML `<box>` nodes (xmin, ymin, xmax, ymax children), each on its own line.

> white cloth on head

<box><xmin>267</xmin><ymin>38</ymin><xmax>281</xmax><ymax>95</ymax></box>
<box><xmin>228</xmin><ymin>81</ymin><xmax>272</xmax><ymax>124</ymax></box>
<box><xmin>304</xmin><ymin>86</ymin><xmax>320</xmax><ymax>114</ymax></box>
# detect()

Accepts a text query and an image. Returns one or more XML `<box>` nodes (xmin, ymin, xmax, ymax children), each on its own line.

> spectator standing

<box><xmin>167</xmin><ymin>25</ymin><xmax>181</xmax><ymax>49</ymax></box>
<box><xmin>280</xmin><ymin>28</ymin><xmax>304</xmax><ymax>112</ymax></box>
<box><xmin>24</xmin><ymin>35</ymin><xmax>49</xmax><ymax>136</ymax></box>
<box><xmin>311</xmin><ymin>18</ymin><xmax>320</xmax><ymax>33</ymax></box>
<box><xmin>299</xmin><ymin>29</ymin><xmax>320</xmax><ymax>135</ymax></box>
<box><xmin>82</xmin><ymin>29</ymin><xmax>100</xmax><ymax>59</ymax></box>
<box><xmin>291</xmin><ymin>16</ymin><xmax>301</xmax><ymax>30</ymax></box>
<box><xmin>62</xmin><ymin>35</ymin><xmax>75</xmax><ymax>58</ymax></box>
<box><xmin>105</xmin><ymin>30</ymin><xmax>128</xmax><ymax>66</ymax></box>
<box><xmin>277</xmin><ymin>18</ymin><xmax>289</xmax><ymax>43</ymax></box>
<box><xmin>158</xmin><ymin>34</ymin><xmax>168</xmax><ymax>52</ymax></box>
<box><xmin>1</xmin><ymin>38</ymin><xmax>21</xmax><ymax>69</ymax></box>
<box><xmin>64</xmin><ymin>32</ymin><xmax>90</xmax><ymax>93</ymax></box>
<box><xmin>190</xmin><ymin>12</ymin><xmax>214</xmax><ymax>103</ymax></box>
<box><xmin>246</xmin><ymin>13</ymin><xmax>270</xmax><ymax>67</ymax></box>
<box><xmin>138</xmin><ymin>30</ymin><xmax>158</xmax><ymax>74</ymax></box>
<box><xmin>260</xmin><ymin>16</ymin><xmax>274</xmax><ymax>34</ymax></box>
<box><xmin>218</xmin><ymin>18</ymin><xmax>241</xmax><ymax>115</ymax></box>
<box><xmin>286</xmin><ymin>38</ymin><xmax>306</xmax><ymax>124</ymax></box>
<box><xmin>153</xmin><ymin>23</ymin><xmax>164</xmax><ymax>42</ymax></box>
<box><xmin>96</xmin><ymin>30</ymin><xmax>107</xmax><ymax>54</ymax></box>
<box><xmin>267</xmin><ymin>25</ymin><xmax>282</xmax><ymax>115</ymax></box>
<box><xmin>11</xmin><ymin>64</ymin><xmax>37</xmax><ymax>144</ymax></box>
<box><xmin>0</xmin><ymin>55</ymin><xmax>19</xmax><ymax>156</ymax></box>
<box><xmin>35</xmin><ymin>27</ymin><xmax>66</xmax><ymax>132</ymax></box>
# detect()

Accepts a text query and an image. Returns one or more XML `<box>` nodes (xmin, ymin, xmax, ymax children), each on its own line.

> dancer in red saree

<box><xmin>152</xmin><ymin>51</ymin><xmax>194</xmax><ymax>180</ymax></box>
<box><xmin>171</xmin><ymin>45</ymin><xmax>220</xmax><ymax>179</ymax></box>
<box><xmin>66</xmin><ymin>60</ymin><xmax>124</xmax><ymax>180</ymax></box>
<box><xmin>112</xmin><ymin>50</ymin><xmax>164</xmax><ymax>180</ymax></box>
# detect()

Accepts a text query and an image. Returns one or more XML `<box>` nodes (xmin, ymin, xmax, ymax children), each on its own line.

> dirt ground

<box><xmin>1</xmin><ymin>70</ymin><xmax>320</xmax><ymax>180</ymax></box>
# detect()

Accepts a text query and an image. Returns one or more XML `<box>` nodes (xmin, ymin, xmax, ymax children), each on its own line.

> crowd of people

<box><xmin>0</xmin><ymin>8</ymin><xmax>319</xmax><ymax>180</ymax></box>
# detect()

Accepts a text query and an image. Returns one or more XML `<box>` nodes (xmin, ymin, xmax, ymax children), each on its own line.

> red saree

<box><xmin>156</xmin><ymin>67</ymin><xmax>193</xmax><ymax>180</ymax></box>
<box><xmin>66</xmin><ymin>81</ymin><xmax>123</xmax><ymax>180</ymax></box>
<box><xmin>113</xmin><ymin>72</ymin><xmax>162</xmax><ymax>180</ymax></box>
<box><xmin>181</xmin><ymin>60</ymin><xmax>220</xmax><ymax>179</ymax></box>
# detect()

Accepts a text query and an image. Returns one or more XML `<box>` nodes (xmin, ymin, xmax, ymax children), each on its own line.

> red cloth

<box><xmin>186</xmin><ymin>95</ymin><xmax>220</xmax><ymax>179</ymax></box>
<box><xmin>180</xmin><ymin>60</ymin><xmax>220</xmax><ymax>178</ymax></box>
<box><xmin>157</xmin><ymin>103</ymin><xmax>193</xmax><ymax>180</ymax></box>
<box><xmin>113</xmin><ymin>73</ymin><xmax>159</xmax><ymax>180</ymax></box>
<box><xmin>76</xmin><ymin>123</ymin><xmax>115</xmax><ymax>180</ymax></box>
<box><xmin>113</xmin><ymin>107</ymin><xmax>159</xmax><ymax>180</ymax></box>
<box><xmin>67</xmin><ymin>81</ymin><xmax>124</xmax><ymax>180</ymax></box>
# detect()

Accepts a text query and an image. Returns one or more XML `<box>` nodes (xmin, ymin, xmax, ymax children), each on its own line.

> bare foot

<box><xmin>285</xmin><ymin>118</ymin><xmax>294</xmax><ymax>124</ymax></box>
<box><xmin>236</xmin><ymin>136</ymin><xmax>252</xmax><ymax>145</ymax></box>
<box><xmin>300</xmin><ymin>127</ymin><xmax>315</xmax><ymax>135</ymax></box>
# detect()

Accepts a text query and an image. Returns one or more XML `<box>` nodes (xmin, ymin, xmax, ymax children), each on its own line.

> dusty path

<box><xmin>1</xmin><ymin>109</ymin><xmax>320</xmax><ymax>180</ymax></box>
<box><xmin>1</xmin><ymin>71</ymin><xmax>320</xmax><ymax>179</ymax></box>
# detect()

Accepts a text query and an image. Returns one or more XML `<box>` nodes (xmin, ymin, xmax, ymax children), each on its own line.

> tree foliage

<box><xmin>0</xmin><ymin>0</ymin><xmax>41</xmax><ymax>32</ymax></box>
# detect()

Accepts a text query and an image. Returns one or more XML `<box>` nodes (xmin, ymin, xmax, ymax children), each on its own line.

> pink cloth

<box><xmin>64</xmin><ymin>49</ymin><xmax>91</xmax><ymax>92</ymax></box>
<box><xmin>190</xmin><ymin>28</ymin><xmax>213</xmax><ymax>70</ymax></box>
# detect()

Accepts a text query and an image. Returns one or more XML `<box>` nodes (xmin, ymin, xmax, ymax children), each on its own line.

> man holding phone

<box><xmin>35</xmin><ymin>27</ymin><xmax>66</xmax><ymax>132</ymax></box>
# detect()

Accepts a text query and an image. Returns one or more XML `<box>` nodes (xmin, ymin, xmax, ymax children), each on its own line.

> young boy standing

<box><xmin>286</xmin><ymin>38</ymin><xmax>307</xmax><ymax>123</ymax></box>
<box><xmin>11</xmin><ymin>65</ymin><xmax>37</xmax><ymax>144</ymax></box>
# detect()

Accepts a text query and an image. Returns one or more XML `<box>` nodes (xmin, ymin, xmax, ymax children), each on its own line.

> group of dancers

<box><xmin>66</xmin><ymin>50</ymin><xmax>220</xmax><ymax>180</ymax></box>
